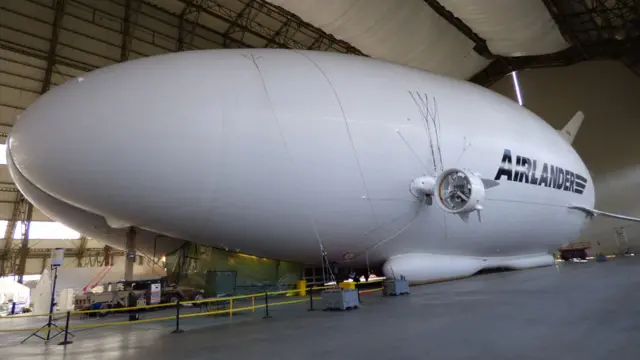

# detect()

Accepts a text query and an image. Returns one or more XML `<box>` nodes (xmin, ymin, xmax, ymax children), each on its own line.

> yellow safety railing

<box><xmin>0</xmin><ymin>282</ymin><xmax>386</xmax><ymax>342</ymax></box>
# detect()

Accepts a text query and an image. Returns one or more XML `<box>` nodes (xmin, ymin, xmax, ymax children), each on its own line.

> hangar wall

<box><xmin>491</xmin><ymin>60</ymin><xmax>640</xmax><ymax>254</ymax></box>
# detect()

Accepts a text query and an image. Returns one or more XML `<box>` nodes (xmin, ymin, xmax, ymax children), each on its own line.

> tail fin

<box><xmin>558</xmin><ymin>111</ymin><xmax>584</xmax><ymax>144</ymax></box>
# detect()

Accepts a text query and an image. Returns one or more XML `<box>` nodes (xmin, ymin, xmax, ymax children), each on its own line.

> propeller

<box><xmin>439</xmin><ymin>170</ymin><xmax>473</xmax><ymax>211</ymax></box>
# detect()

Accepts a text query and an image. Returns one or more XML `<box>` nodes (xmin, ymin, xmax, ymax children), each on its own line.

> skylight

<box><xmin>0</xmin><ymin>143</ymin><xmax>6</xmax><ymax>165</ymax></box>
<box><xmin>0</xmin><ymin>220</ymin><xmax>81</xmax><ymax>239</ymax></box>
<box><xmin>0</xmin><ymin>144</ymin><xmax>81</xmax><ymax>239</ymax></box>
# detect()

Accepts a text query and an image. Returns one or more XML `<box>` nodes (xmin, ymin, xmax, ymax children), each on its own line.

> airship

<box><xmin>6</xmin><ymin>49</ymin><xmax>639</xmax><ymax>284</ymax></box>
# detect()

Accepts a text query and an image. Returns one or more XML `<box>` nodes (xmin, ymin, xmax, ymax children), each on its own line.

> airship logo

<box><xmin>494</xmin><ymin>149</ymin><xmax>587</xmax><ymax>195</ymax></box>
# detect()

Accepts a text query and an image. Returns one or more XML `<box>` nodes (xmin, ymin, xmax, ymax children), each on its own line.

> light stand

<box><xmin>21</xmin><ymin>248</ymin><xmax>74</xmax><ymax>344</ymax></box>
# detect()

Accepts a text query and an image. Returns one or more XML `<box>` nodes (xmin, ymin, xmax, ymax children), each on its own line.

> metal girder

<box><xmin>178</xmin><ymin>0</ymin><xmax>365</xmax><ymax>55</ymax></box>
<box><xmin>1</xmin><ymin>0</ymin><xmax>69</xmax><ymax>281</ymax></box>
<box><xmin>306</xmin><ymin>30</ymin><xmax>332</xmax><ymax>51</ymax></box>
<box><xmin>41</xmin><ymin>0</ymin><xmax>66</xmax><ymax>94</ymax></box>
<box><xmin>422</xmin><ymin>0</ymin><xmax>493</xmax><ymax>59</ymax></box>
<box><xmin>261</xmin><ymin>0</ymin><xmax>363</xmax><ymax>55</ymax></box>
<box><xmin>0</xmin><ymin>194</ymin><xmax>32</xmax><ymax>280</ymax></box>
<box><xmin>15</xmin><ymin>203</ymin><xmax>33</xmax><ymax>283</ymax></box>
<box><xmin>187</xmin><ymin>0</ymin><xmax>299</xmax><ymax>49</ymax></box>
<box><xmin>76</xmin><ymin>236</ymin><xmax>88</xmax><ymax>267</ymax></box>
<box><xmin>222</xmin><ymin>0</ymin><xmax>259</xmax><ymax>48</ymax></box>
<box><xmin>266</xmin><ymin>17</ymin><xmax>295</xmax><ymax>49</ymax></box>
<box><xmin>235</xmin><ymin>1</ymin><xmax>306</xmax><ymax>50</ymax></box>
<box><xmin>543</xmin><ymin>0</ymin><xmax>639</xmax><ymax>42</ymax></box>
<box><xmin>0</xmin><ymin>193</ymin><xmax>24</xmax><ymax>277</ymax></box>
<box><xmin>104</xmin><ymin>245</ymin><xmax>112</xmax><ymax>266</ymax></box>
<box><xmin>540</xmin><ymin>0</ymin><xmax>640</xmax><ymax>79</ymax></box>
<box><xmin>121</xmin><ymin>0</ymin><xmax>141</xmax><ymax>61</ymax></box>
<box><xmin>0</xmin><ymin>186</ymin><xmax>19</xmax><ymax>193</ymax></box>
<box><xmin>0</xmin><ymin>42</ymin><xmax>94</xmax><ymax>74</ymax></box>
<box><xmin>541</xmin><ymin>0</ymin><xmax>588</xmax><ymax>56</ymax></box>
<box><xmin>177</xmin><ymin>0</ymin><xmax>202</xmax><ymax>51</ymax></box>
<box><xmin>124</xmin><ymin>227</ymin><xmax>136</xmax><ymax>281</ymax></box>
<box><xmin>0</xmin><ymin>247</ymin><xmax>124</xmax><ymax>274</ymax></box>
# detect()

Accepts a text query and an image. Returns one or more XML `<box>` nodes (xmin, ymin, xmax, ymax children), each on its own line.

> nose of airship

<box><xmin>8</xmin><ymin>75</ymin><xmax>148</xmax><ymax>221</ymax></box>
<box><xmin>8</xmin><ymin>54</ymin><xmax>218</xmax><ymax>228</ymax></box>
<box><xmin>8</xmin><ymin>77</ymin><xmax>98</xmax><ymax>208</ymax></box>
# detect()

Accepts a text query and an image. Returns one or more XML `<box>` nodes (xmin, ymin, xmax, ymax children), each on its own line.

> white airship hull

<box><xmin>7</xmin><ymin>49</ymin><xmax>595</xmax><ymax>283</ymax></box>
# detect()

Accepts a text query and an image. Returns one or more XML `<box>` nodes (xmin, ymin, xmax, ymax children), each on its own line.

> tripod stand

<box><xmin>21</xmin><ymin>264</ymin><xmax>74</xmax><ymax>344</ymax></box>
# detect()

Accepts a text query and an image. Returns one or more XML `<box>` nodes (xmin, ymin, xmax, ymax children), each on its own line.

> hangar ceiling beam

<box><xmin>176</xmin><ymin>0</ymin><xmax>202</xmax><ymax>51</ymax></box>
<box><xmin>259</xmin><ymin>1</ymin><xmax>364</xmax><ymax>55</ymax></box>
<box><xmin>121</xmin><ymin>0</ymin><xmax>141</xmax><ymax>62</ymax></box>
<box><xmin>187</xmin><ymin>0</ymin><xmax>304</xmax><ymax>49</ymax></box>
<box><xmin>307</xmin><ymin>29</ymin><xmax>335</xmax><ymax>51</ymax></box>
<box><xmin>224</xmin><ymin>0</ymin><xmax>308</xmax><ymax>51</ymax></box>
<box><xmin>170</xmin><ymin>0</ymin><xmax>257</xmax><ymax>49</ymax></box>
<box><xmin>175</xmin><ymin>0</ymin><xmax>365</xmax><ymax>54</ymax></box>
<box><xmin>11</xmin><ymin>0</ymin><xmax>67</xmax><ymax>282</ymax></box>
<box><xmin>0</xmin><ymin>185</ymin><xmax>19</xmax><ymax>193</ymax></box>
<box><xmin>0</xmin><ymin>193</ymin><xmax>24</xmax><ymax>277</ymax></box>
<box><xmin>422</xmin><ymin>0</ymin><xmax>493</xmax><ymax>59</ymax></box>
<box><xmin>15</xmin><ymin>202</ymin><xmax>33</xmax><ymax>283</ymax></box>
<box><xmin>0</xmin><ymin>42</ymin><xmax>94</xmax><ymax>74</ymax></box>
<box><xmin>546</xmin><ymin>0</ymin><xmax>640</xmax><ymax>76</ymax></box>
<box><xmin>104</xmin><ymin>245</ymin><xmax>113</xmax><ymax>266</ymax></box>
<box><xmin>41</xmin><ymin>0</ymin><xmax>67</xmax><ymax>94</ymax></box>
<box><xmin>222</xmin><ymin>0</ymin><xmax>258</xmax><ymax>48</ymax></box>
<box><xmin>29</xmin><ymin>248</ymin><xmax>124</xmax><ymax>263</ymax></box>
<box><xmin>268</xmin><ymin>14</ymin><xmax>310</xmax><ymax>49</ymax></box>
<box><xmin>257</xmin><ymin>0</ymin><xmax>368</xmax><ymax>56</ymax></box>
<box><xmin>0</xmin><ymin>194</ymin><xmax>34</xmax><ymax>282</ymax></box>
<box><xmin>540</xmin><ymin>0</ymin><xmax>588</xmax><ymax>57</ymax></box>
<box><xmin>1</xmin><ymin>247</ymin><xmax>124</xmax><ymax>274</ymax></box>
<box><xmin>76</xmin><ymin>236</ymin><xmax>89</xmax><ymax>267</ymax></box>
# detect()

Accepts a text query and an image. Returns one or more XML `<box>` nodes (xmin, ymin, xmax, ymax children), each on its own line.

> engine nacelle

<box><xmin>410</xmin><ymin>175</ymin><xmax>436</xmax><ymax>197</ymax></box>
<box><xmin>435</xmin><ymin>168</ymin><xmax>485</xmax><ymax>214</ymax></box>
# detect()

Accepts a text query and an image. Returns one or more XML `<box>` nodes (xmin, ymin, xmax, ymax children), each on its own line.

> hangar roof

<box><xmin>0</xmin><ymin>0</ymin><xmax>638</xmax><ymax>239</ymax></box>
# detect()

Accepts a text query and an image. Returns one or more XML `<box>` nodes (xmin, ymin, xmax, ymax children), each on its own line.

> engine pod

<box><xmin>435</xmin><ymin>168</ymin><xmax>485</xmax><ymax>214</ymax></box>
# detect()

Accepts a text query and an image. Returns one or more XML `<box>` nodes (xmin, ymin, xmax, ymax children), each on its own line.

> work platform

<box><xmin>3</xmin><ymin>257</ymin><xmax>640</xmax><ymax>359</ymax></box>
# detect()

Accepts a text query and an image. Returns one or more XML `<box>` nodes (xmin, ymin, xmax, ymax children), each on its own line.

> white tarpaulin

<box><xmin>266</xmin><ymin>0</ymin><xmax>569</xmax><ymax>79</ymax></box>
<box><xmin>0</xmin><ymin>278</ymin><xmax>30</xmax><ymax>305</ymax></box>
<box><xmin>437</xmin><ymin>0</ymin><xmax>569</xmax><ymax>56</ymax></box>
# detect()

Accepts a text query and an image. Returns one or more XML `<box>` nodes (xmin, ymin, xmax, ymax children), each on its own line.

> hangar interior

<box><xmin>0</xmin><ymin>0</ymin><xmax>639</xmax><ymax>286</ymax></box>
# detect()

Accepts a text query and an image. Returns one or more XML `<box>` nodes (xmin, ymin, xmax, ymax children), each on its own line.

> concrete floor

<box><xmin>3</xmin><ymin>257</ymin><xmax>640</xmax><ymax>360</ymax></box>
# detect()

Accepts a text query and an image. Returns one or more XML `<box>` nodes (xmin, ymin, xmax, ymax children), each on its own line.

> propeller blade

<box><xmin>455</xmin><ymin>190</ymin><xmax>469</xmax><ymax>202</ymax></box>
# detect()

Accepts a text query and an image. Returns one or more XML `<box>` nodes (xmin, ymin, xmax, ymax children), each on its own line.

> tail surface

<box><xmin>558</xmin><ymin>111</ymin><xmax>584</xmax><ymax>144</ymax></box>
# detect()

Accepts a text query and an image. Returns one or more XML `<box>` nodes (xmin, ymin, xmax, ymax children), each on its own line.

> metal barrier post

<box><xmin>11</xmin><ymin>302</ymin><xmax>15</xmax><ymax>315</ymax></box>
<box><xmin>252</xmin><ymin>296</ymin><xmax>255</xmax><ymax>313</ymax></box>
<box><xmin>57</xmin><ymin>311</ymin><xmax>74</xmax><ymax>346</ymax></box>
<box><xmin>262</xmin><ymin>291</ymin><xmax>271</xmax><ymax>319</ymax></box>
<box><xmin>45</xmin><ymin>309</ymin><xmax>54</xmax><ymax>341</ymax></box>
<box><xmin>172</xmin><ymin>300</ymin><xmax>183</xmax><ymax>334</ymax></box>
<box><xmin>229</xmin><ymin>299</ymin><xmax>233</xmax><ymax>318</ymax></box>
<box><xmin>308</xmin><ymin>287</ymin><xmax>315</xmax><ymax>311</ymax></box>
